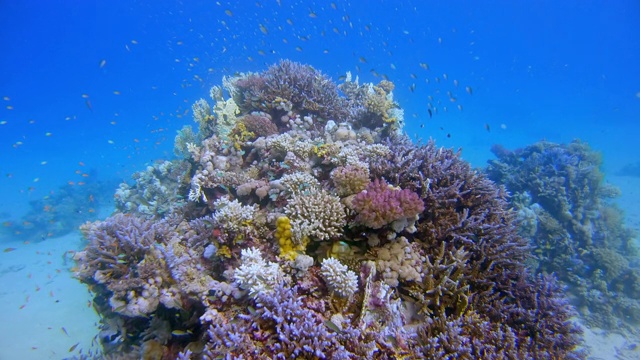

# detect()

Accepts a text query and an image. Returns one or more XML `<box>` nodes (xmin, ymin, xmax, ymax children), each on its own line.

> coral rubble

<box><xmin>75</xmin><ymin>61</ymin><xmax>584</xmax><ymax>359</ymax></box>
<box><xmin>487</xmin><ymin>140</ymin><xmax>640</xmax><ymax>330</ymax></box>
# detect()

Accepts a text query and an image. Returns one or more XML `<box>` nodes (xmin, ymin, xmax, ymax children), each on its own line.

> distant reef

<box><xmin>488</xmin><ymin>141</ymin><xmax>640</xmax><ymax>331</ymax></box>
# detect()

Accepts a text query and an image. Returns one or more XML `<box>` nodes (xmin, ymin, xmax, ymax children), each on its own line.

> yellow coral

<box><xmin>217</xmin><ymin>245</ymin><xmax>232</xmax><ymax>258</ymax></box>
<box><xmin>229</xmin><ymin>122</ymin><xmax>255</xmax><ymax>150</ymax></box>
<box><xmin>275</xmin><ymin>216</ymin><xmax>307</xmax><ymax>260</ymax></box>
<box><xmin>314</xmin><ymin>143</ymin><xmax>340</xmax><ymax>158</ymax></box>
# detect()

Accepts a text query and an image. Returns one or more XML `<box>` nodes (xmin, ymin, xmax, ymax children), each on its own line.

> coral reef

<box><xmin>1</xmin><ymin>173</ymin><xmax>117</xmax><ymax>242</ymax></box>
<box><xmin>115</xmin><ymin>159</ymin><xmax>192</xmax><ymax>218</ymax></box>
<box><xmin>75</xmin><ymin>62</ymin><xmax>585</xmax><ymax>359</ymax></box>
<box><xmin>487</xmin><ymin>140</ymin><xmax>640</xmax><ymax>330</ymax></box>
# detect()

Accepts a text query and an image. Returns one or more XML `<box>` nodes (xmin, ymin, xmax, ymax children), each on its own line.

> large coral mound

<box><xmin>75</xmin><ymin>61</ymin><xmax>584</xmax><ymax>359</ymax></box>
<box><xmin>487</xmin><ymin>140</ymin><xmax>640</xmax><ymax>330</ymax></box>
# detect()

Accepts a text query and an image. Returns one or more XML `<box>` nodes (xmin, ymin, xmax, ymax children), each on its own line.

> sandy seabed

<box><xmin>1</xmin><ymin>177</ymin><xmax>639</xmax><ymax>360</ymax></box>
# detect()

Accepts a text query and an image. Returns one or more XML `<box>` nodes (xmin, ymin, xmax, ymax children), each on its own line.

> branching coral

<box><xmin>331</xmin><ymin>163</ymin><xmax>370</xmax><ymax>197</ymax></box>
<box><xmin>284</xmin><ymin>189</ymin><xmax>346</xmax><ymax>242</ymax></box>
<box><xmin>321</xmin><ymin>257</ymin><xmax>359</xmax><ymax>298</ymax></box>
<box><xmin>233</xmin><ymin>247</ymin><xmax>284</xmax><ymax>298</ymax></box>
<box><xmin>233</xmin><ymin>59</ymin><xmax>350</xmax><ymax>124</ymax></box>
<box><xmin>352</xmin><ymin>178</ymin><xmax>424</xmax><ymax>230</ymax></box>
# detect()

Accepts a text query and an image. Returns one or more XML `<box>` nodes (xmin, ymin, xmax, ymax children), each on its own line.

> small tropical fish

<box><xmin>69</xmin><ymin>342</ymin><xmax>80</xmax><ymax>352</ymax></box>
<box><xmin>172</xmin><ymin>330</ymin><xmax>192</xmax><ymax>336</ymax></box>
<box><xmin>224</xmin><ymin>9</ymin><xmax>233</xmax><ymax>16</ymax></box>
<box><xmin>99</xmin><ymin>59</ymin><xmax>106</xmax><ymax>68</ymax></box>
<box><xmin>61</xmin><ymin>327</ymin><xmax>69</xmax><ymax>336</ymax></box>
<box><xmin>465</xmin><ymin>86</ymin><xmax>473</xmax><ymax>95</ymax></box>
<box><xmin>259</xmin><ymin>24</ymin><xmax>268</xmax><ymax>34</ymax></box>
<box><xmin>324</xmin><ymin>320</ymin><xmax>343</xmax><ymax>333</ymax></box>
<box><xmin>484</xmin><ymin>123</ymin><xmax>491</xmax><ymax>132</ymax></box>
<box><xmin>3</xmin><ymin>247</ymin><xmax>16</xmax><ymax>253</ymax></box>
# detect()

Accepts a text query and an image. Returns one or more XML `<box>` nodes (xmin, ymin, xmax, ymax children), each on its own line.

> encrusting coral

<box><xmin>75</xmin><ymin>61</ymin><xmax>585</xmax><ymax>359</ymax></box>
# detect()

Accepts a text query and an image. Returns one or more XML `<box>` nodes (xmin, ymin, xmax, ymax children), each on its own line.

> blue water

<box><xmin>1</xmin><ymin>1</ymin><xmax>638</xmax><ymax>220</ymax></box>
<box><xmin>0</xmin><ymin>0</ymin><xmax>639</xmax><ymax>356</ymax></box>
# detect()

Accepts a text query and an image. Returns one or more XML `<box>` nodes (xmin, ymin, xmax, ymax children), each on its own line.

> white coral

<box><xmin>279</xmin><ymin>172</ymin><xmax>320</xmax><ymax>196</ymax></box>
<box><xmin>233</xmin><ymin>247</ymin><xmax>283</xmax><ymax>298</ymax></box>
<box><xmin>284</xmin><ymin>189</ymin><xmax>346</xmax><ymax>242</ymax></box>
<box><xmin>212</xmin><ymin>197</ymin><xmax>257</xmax><ymax>232</ymax></box>
<box><xmin>321</xmin><ymin>257</ymin><xmax>358</xmax><ymax>298</ymax></box>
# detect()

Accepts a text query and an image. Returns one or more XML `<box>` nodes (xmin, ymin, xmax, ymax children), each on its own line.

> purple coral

<box><xmin>234</xmin><ymin>60</ymin><xmax>349</xmax><ymax>123</ymax></box>
<box><xmin>203</xmin><ymin>282</ymin><xmax>355</xmax><ymax>359</ymax></box>
<box><xmin>352</xmin><ymin>178</ymin><xmax>424</xmax><ymax>229</ymax></box>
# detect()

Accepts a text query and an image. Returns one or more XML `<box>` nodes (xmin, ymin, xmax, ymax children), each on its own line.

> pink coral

<box><xmin>352</xmin><ymin>178</ymin><xmax>424</xmax><ymax>229</ymax></box>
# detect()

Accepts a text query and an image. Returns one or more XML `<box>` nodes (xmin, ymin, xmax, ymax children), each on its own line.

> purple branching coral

<box><xmin>203</xmin><ymin>282</ymin><xmax>357</xmax><ymax>359</ymax></box>
<box><xmin>352</xmin><ymin>178</ymin><xmax>424</xmax><ymax>229</ymax></box>
<box><xmin>480</xmin><ymin>272</ymin><xmax>586</xmax><ymax>360</ymax></box>
<box><xmin>233</xmin><ymin>59</ymin><xmax>349</xmax><ymax>124</ymax></box>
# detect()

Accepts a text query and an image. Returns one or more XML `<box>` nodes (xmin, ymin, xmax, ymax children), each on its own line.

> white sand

<box><xmin>0</xmin><ymin>232</ymin><xmax>100</xmax><ymax>359</ymax></box>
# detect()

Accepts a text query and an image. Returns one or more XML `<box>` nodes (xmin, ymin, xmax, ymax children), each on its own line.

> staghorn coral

<box><xmin>233</xmin><ymin>59</ymin><xmax>350</xmax><ymax>124</ymax></box>
<box><xmin>352</xmin><ymin>178</ymin><xmax>424</xmax><ymax>230</ymax></box>
<box><xmin>233</xmin><ymin>247</ymin><xmax>284</xmax><ymax>298</ymax></box>
<box><xmin>211</xmin><ymin>197</ymin><xmax>257</xmax><ymax>233</ymax></box>
<box><xmin>74</xmin><ymin>214</ymin><xmax>176</xmax><ymax>318</ymax></box>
